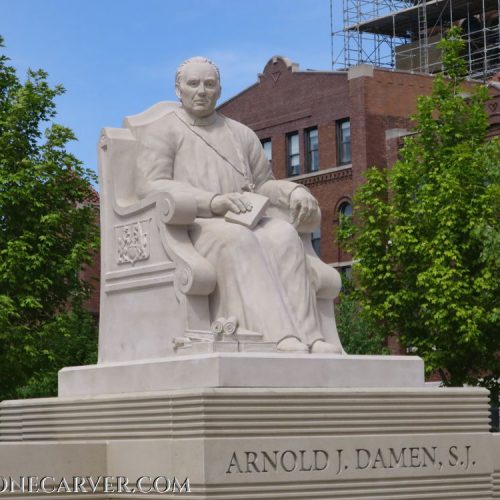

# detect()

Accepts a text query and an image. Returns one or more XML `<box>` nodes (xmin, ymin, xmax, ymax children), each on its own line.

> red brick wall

<box><xmin>219</xmin><ymin>59</ymin><xmax>437</xmax><ymax>265</ymax></box>
<box><xmin>219</xmin><ymin>57</ymin><xmax>354</xmax><ymax>264</ymax></box>
<box><xmin>220</xmin><ymin>57</ymin><xmax>350</xmax><ymax>178</ymax></box>
<box><xmin>318</xmin><ymin>123</ymin><xmax>337</xmax><ymax>169</ymax></box>
<box><xmin>349</xmin><ymin>68</ymin><xmax>434</xmax><ymax>183</ymax></box>
<box><xmin>82</xmin><ymin>250</ymin><xmax>100</xmax><ymax>319</ymax></box>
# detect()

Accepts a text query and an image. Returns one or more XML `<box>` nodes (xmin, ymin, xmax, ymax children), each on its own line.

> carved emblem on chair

<box><xmin>115</xmin><ymin>220</ymin><xmax>150</xmax><ymax>265</ymax></box>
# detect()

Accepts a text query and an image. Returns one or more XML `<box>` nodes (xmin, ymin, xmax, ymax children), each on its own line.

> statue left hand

<box><xmin>290</xmin><ymin>188</ymin><xmax>319</xmax><ymax>227</ymax></box>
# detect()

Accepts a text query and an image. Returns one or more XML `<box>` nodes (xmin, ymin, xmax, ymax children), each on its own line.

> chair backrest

<box><xmin>123</xmin><ymin>101</ymin><xmax>180</xmax><ymax>130</ymax></box>
<box><xmin>104</xmin><ymin>101</ymin><xmax>181</xmax><ymax>211</ymax></box>
<box><xmin>97</xmin><ymin>102</ymin><xmax>190</xmax><ymax>362</ymax></box>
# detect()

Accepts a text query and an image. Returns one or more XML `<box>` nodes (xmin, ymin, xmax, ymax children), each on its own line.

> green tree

<box><xmin>336</xmin><ymin>276</ymin><xmax>389</xmax><ymax>355</ymax></box>
<box><xmin>0</xmin><ymin>37</ymin><xmax>99</xmax><ymax>400</ymax></box>
<box><xmin>339</xmin><ymin>27</ymin><xmax>500</xmax><ymax>396</ymax></box>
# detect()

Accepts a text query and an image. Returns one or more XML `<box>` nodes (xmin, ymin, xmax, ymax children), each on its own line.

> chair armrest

<box><xmin>111</xmin><ymin>189</ymin><xmax>215</xmax><ymax>297</ymax></box>
<box><xmin>113</xmin><ymin>191</ymin><xmax>198</xmax><ymax>225</ymax></box>
<box><xmin>153</xmin><ymin>192</ymin><xmax>215</xmax><ymax>296</ymax></box>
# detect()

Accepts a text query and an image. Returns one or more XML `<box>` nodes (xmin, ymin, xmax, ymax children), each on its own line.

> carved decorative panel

<box><xmin>115</xmin><ymin>219</ymin><xmax>151</xmax><ymax>265</ymax></box>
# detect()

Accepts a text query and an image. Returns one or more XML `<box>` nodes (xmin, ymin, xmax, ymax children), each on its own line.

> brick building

<box><xmin>86</xmin><ymin>59</ymin><xmax>499</xmax><ymax>321</ymax></box>
<box><xmin>218</xmin><ymin>56</ymin><xmax>439</xmax><ymax>272</ymax></box>
<box><xmin>217</xmin><ymin>58</ymin><xmax>500</xmax><ymax>359</ymax></box>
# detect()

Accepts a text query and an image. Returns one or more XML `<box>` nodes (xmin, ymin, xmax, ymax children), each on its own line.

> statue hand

<box><xmin>290</xmin><ymin>188</ymin><xmax>319</xmax><ymax>226</ymax></box>
<box><xmin>211</xmin><ymin>193</ymin><xmax>253</xmax><ymax>216</ymax></box>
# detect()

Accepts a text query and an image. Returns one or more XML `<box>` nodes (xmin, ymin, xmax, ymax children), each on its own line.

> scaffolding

<box><xmin>331</xmin><ymin>0</ymin><xmax>500</xmax><ymax>81</ymax></box>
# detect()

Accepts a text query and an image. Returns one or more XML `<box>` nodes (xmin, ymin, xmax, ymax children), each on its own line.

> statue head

<box><xmin>175</xmin><ymin>56</ymin><xmax>221</xmax><ymax>118</ymax></box>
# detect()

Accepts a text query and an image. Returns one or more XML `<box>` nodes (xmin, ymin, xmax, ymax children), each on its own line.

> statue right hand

<box><xmin>210</xmin><ymin>193</ymin><xmax>253</xmax><ymax>215</ymax></box>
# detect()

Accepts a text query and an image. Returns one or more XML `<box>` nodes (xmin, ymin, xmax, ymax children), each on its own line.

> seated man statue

<box><xmin>136</xmin><ymin>56</ymin><xmax>341</xmax><ymax>354</ymax></box>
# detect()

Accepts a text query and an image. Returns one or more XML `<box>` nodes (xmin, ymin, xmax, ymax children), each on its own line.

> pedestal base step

<box><xmin>58</xmin><ymin>352</ymin><xmax>424</xmax><ymax>397</ymax></box>
<box><xmin>0</xmin><ymin>386</ymin><xmax>498</xmax><ymax>499</ymax></box>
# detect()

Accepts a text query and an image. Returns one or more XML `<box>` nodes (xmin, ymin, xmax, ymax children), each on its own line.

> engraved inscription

<box><xmin>355</xmin><ymin>446</ymin><xmax>438</xmax><ymax>470</ymax></box>
<box><xmin>226</xmin><ymin>450</ymin><xmax>328</xmax><ymax>474</ymax></box>
<box><xmin>115</xmin><ymin>219</ymin><xmax>150</xmax><ymax>265</ymax></box>
<box><xmin>225</xmin><ymin>444</ymin><xmax>476</xmax><ymax>476</ymax></box>
<box><xmin>351</xmin><ymin>445</ymin><xmax>475</xmax><ymax>474</ymax></box>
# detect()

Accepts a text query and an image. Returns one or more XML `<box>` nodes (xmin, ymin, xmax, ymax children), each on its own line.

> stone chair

<box><xmin>97</xmin><ymin>102</ymin><xmax>343</xmax><ymax>363</ymax></box>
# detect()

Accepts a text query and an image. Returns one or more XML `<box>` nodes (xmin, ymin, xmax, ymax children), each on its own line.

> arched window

<box><xmin>338</xmin><ymin>201</ymin><xmax>353</xmax><ymax>218</ymax></box>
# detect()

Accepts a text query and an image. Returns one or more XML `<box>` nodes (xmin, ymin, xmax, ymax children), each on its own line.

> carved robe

<box><xmin>136</xmin><ymin>106</ymin><xmax>323</xmax><ymax>344</ymax></box>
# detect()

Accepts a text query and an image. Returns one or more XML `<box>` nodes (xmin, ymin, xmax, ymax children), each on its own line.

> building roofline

<box><xmin>218</xmin><ymin>81</ymin><xmax>260</xmax><ymax>108</ymax></box>
<box><xmin>218</xmin><ymin>55</ymin><xmax>347</xmax><ymax>108</ymax></box>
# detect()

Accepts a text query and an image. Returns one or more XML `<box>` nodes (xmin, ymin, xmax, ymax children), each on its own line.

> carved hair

<box><xmin>175</xmin><ymin>56</ymin><xmax>220</xmax><ymax>87</ymax></box>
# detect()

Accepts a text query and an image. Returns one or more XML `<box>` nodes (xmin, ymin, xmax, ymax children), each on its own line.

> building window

<box><xmin>306</xmin><ymin>127</ymin><xmax>319</xmax><ymax>172</ymax></box>
<box><xmin>339</xmin><ymin>201</ymin><xmax>353</xmax><ymax>218</ymax></box>
<box><xmin>261</xmin><ymin>139</ymin><xmax>272</xmax><ymax>161</ymax></box>
<box><xmin>337</xmin><ymin>119</ymin><xmax>351</xmax><ymax>165</ymax></box>
<box><xmin>287</xmin><ymin>132</ymin><xmax>300</xmax><ymax>176</ymax></box>
<box><xmin>311</xmin><ymin>227</ymin><xmax>321</xmax><ymax>257</ymax></box>
<box><xmin>338</xmin><ymin>201</ymin><xmax>353</xmax><ymax>233</ymax></box>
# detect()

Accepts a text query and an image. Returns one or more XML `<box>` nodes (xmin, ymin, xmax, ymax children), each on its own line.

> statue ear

<box><xmin>175</xmin><ymin>85</ymin><xmax>182</xmax><ymax>100</ymax></box>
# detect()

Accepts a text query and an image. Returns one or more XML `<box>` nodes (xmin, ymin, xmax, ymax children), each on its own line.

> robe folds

<box><xmin>136</xmin><ymin>106</ymin><xmax>323</xmax><ymax>344</ymax></box>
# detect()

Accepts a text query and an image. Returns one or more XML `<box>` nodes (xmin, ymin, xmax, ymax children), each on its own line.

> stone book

<box><xmin>224</xmin><ymin>192</ymin><xmax>270</xmax><ymax>229</ymax></box>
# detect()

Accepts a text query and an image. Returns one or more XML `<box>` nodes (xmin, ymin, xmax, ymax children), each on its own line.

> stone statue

<box><xmin>134</xmin><ymin>56</ymin><xmax>343</xmax><ymax>354</ymax></box>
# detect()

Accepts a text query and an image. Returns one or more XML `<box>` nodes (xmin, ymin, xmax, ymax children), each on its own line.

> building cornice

<box><xmin>287</xmin><ymin>165</ymin><xmax>352</xmax><ymax>187</ymax></box>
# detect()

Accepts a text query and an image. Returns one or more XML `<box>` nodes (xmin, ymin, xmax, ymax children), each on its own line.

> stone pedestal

<box><xmin>1</xmin><ymin>354</ymin><xmax>500</xmax><ymax>499</ymax></box>
<box><xmin>58</xmin><ymin>352</ymin><xmax>425</xmax><ymax>396</ymax></box>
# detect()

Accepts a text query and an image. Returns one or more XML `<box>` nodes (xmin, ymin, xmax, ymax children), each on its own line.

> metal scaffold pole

<box><xmin>331</xmin><ymin>0</ymin><xmax>500</xmax><ymax>80</ymax></box>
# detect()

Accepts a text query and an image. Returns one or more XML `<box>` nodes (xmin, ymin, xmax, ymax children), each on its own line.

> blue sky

<box><xmin>1</xmin><ymin>0</ymin><xmax>345</xmax><ymax>183</ymax></box>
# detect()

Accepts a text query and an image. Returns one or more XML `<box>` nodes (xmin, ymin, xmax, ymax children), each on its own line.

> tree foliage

<box><xmin>336</xmin><ymin>276</ymin><xmax>389</xmax><ymax>355</ymax></box>
<box><xmin>0</xmin><ymin>36</ymin><xmax>99</xmax><ymax>400</ymax></box>
<box><xmin>339</xmin><ymin>27</ymin><xmax>500</xmax><ymax>396</ymax></box>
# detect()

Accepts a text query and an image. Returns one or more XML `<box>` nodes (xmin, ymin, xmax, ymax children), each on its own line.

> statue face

<box><xmin>176</xmin><ymin>62</ymin><xmax>221</xmax><ymax>118</ymax></box>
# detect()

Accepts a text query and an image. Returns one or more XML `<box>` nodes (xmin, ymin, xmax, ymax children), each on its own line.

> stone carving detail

<box><xmin>223</xmin><ymin>316</ymin><xmax>238</xmax><ymax>335</ymax></box>
<box><xmin>116</xmin><ymin>219</ymin><xmax>150</xmax><ymax>265</ymax></box>
<box><xmin>211</xmin><ymin>318</ymin><xmax>225</xmax><ymax>335</ymax></box>
<box><xmin>174</xmin><ymin>265</ymin><xmax>194</xmax><ymax>294</ymax></box>
<box><xmin>98</xmin><ymin>56</ymin><xmax>344</xmax><ymax>357</ymax></box>
<box><xmin>210</xmin><ymin>316</ymin><xmax>239</xmax><ymax>336</ymax></box>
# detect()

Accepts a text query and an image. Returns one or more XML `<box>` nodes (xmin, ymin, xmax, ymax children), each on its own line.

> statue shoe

<box><xmin>277</xmin><ymin>337</ymin><xmax>309</xmax><ymax>353</ymax></box>
<box><xmin>310</xmin><ymin>339</ymin><xmax>343</xmax><ymax>354</ymax></box>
